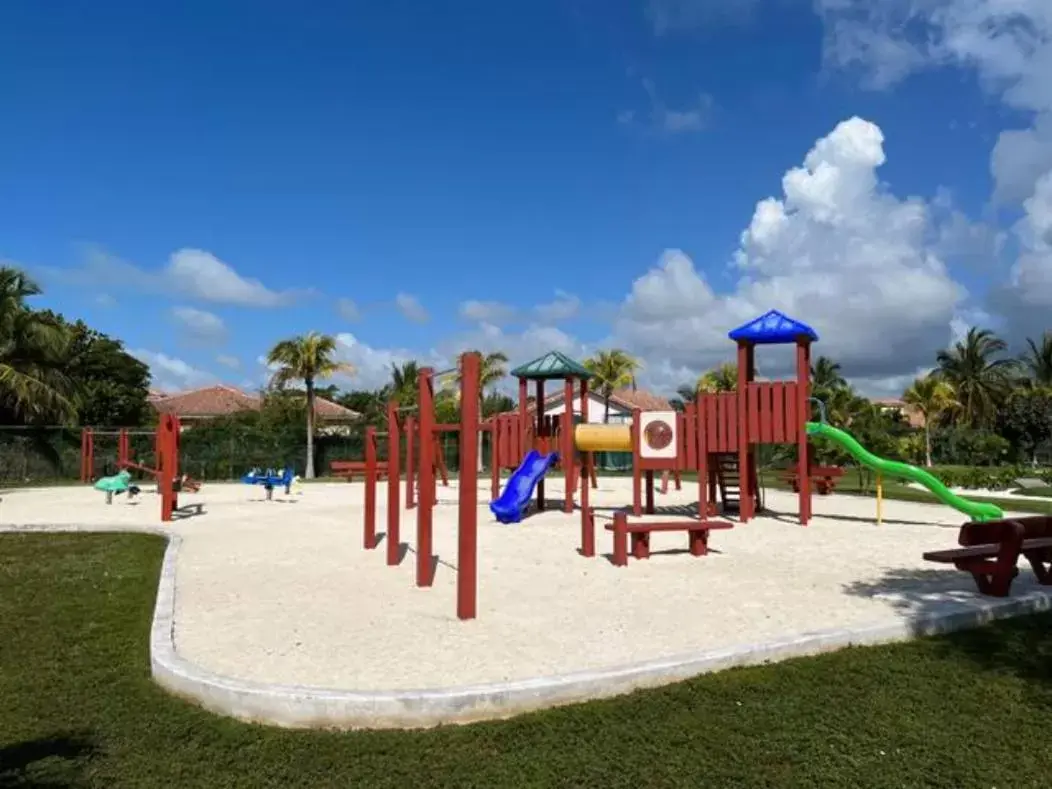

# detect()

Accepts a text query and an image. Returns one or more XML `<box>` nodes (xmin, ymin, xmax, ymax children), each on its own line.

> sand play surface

<box><xmin>0</xmin><ymin>477</ymin><xmax>1045</xmax><ymax>693</ymax></box>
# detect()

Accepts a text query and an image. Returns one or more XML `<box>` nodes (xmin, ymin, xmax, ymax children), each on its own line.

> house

<box><xmin>871</xmin><ymin>398</ymin><xmax>926</xmax><ymax>428</ymax></box>
<box><xmin>149</xmin><ymin>385</ymin><xmax>360</xmax><ymax>432</ymax></box>
<box><xmin>521</xmin><ymin>387</ymin><xmax>674</xmax><ymax>424</ymax></box>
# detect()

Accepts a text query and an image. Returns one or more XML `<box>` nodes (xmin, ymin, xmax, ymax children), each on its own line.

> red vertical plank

<box><xmin>457</xmin><ymin>352</ymin><xmax>480</xmax><ymax>620</ymax></box>
<box><xmin>386</xmin><ymin>401</ymin><xmax>401</xmax><ymax>566</ymax></box>
<box><xmin>785</xmin><ymin>382</ymin><xmax>797</xmax><ymax>443</ymax></box>
<box><xmin>748</xmin><ymin>385</ymin><xmax>761</xmax><ymax>443</ymax></box>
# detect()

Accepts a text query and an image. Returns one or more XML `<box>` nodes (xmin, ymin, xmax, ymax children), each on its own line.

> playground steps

<box><xmin>714</xmin><ymin>453</ymin><xmax>741</xmax><ymax>514</ymax></box>
<box><xmin>713</xmin><ymin>453</ymin><xmax>762</xmax><ymax>516</ymax></box>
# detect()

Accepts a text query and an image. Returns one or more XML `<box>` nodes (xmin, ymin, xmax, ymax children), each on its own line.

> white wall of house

<box><xmin>537</xmin><ymin>391</ymin><xmax>632</xmax><ymax>424</ymax></box>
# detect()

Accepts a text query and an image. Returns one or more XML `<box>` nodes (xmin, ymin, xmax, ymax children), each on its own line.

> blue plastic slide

<box><xmin>489</xmin><ymin>450</ymin><xmax>559</xmax><ymax>524</ymax></box>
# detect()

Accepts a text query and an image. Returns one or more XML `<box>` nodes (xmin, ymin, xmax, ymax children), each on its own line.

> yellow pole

<box><xmin>876</xmin><ymin>472</ymin><xmax>883</xmax><ymax>525</ymax></box>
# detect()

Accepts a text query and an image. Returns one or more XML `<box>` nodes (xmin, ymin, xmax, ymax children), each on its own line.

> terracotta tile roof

<box><xmin>609</xmin><ymin>388</ymin><xmax>673</xmax><ymax>411</ymax></box>
<box><xmin>149</xmin><ymin>385</ymin><xmax>360</xmax><ymax>420</ymax></box>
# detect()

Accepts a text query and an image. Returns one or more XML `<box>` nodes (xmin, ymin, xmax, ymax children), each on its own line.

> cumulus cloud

<box><xmin>333</xmin><ymin>333</ymin><xmax>445</xmax><ymax>390</ymax></box>
<box><xmin>130</xmin><ymin>349</ymin><xmax>216</xmax><ymax>392</ymax></box>
<box><xmin>216</xmin><ymin>354</ymin><xmax>241</xmax><ymax>369</ymax></box>
<box><xmin>395</xmin><ymin>292</ymin><xmax>429</xmax><ymax>323</ymax></box>
<box><xmin>614</xmin><ymin>117</ymin><xmax>968</xmax><ymax>393</ymax></box>
<box><xmin>814</xmin><ymin>0</ymin><xmax>1052</xmax><ymax>344</ymax></box>
<box><xmin>171</xmin><ymin>306</ymin><xmax>227</xmax><ymax>344</ymax></box>
<box><xmin>40</xmin><ymin>246</ymin><xmax>306</xmax><ymax>307</ymax></box>
<box><xmin>534</xmin><ymin>290</ymin><xmax>581</xmax><ymax>323</ymax></box>
<box><xmin>459</xmin><ymin>300</ymin><xmax>517</xmax><ymax>324</ymax></box>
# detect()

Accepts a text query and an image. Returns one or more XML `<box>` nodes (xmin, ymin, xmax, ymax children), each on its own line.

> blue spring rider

<box><xmin>242</xmin><ymin>467</ymin><xmax>298</xmax><ymax>500</ymax></box>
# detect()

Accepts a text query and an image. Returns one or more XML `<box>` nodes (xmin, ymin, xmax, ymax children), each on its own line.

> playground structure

<box><xmin>81</xmin><ymin>416</ymin><xmax>187</xmax><ymax>522</ymax></box>
<box><xmin>242</xmin><ymin>467</ymin><xmax>300</xmax><ymax>500</ymax></box>
<box><xmin>360</xmin><ymin>353</ymin><xmax>483</xmax><ymax>620</ymax></box>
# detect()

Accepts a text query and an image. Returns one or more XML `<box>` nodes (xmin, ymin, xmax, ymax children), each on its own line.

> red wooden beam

<box><xmin>416</xmin><ymin>367</ymin><xmax>435</xmax><ymax>586</ymax></box>
<box><xmin>457</xmin><ymin>352</ymin><xmax>481</xmax><ymax>620</ymax></box>
<box><xmin>364</xmin><ymin>426</ymin><xmax>379</xmax><ymax>549</ymax></box>
<box><xmin>386</xmin><ymin>400</ymin><xmax>401</xmax><ymax>566</ymax></box>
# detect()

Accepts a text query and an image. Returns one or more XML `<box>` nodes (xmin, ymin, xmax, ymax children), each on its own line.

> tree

<box><xmin>810</xmin><ymin>356</ymin><xmax>847</xmax><ymax>395</ymax></box>
<box><xmin>669</xmin><ymin>384</ymin><xmax>700</xmax><ymax>412</ymax></box>
<box><xmin>1021</xmin><ymin>332</ymin><xmax>1052</xmax><ymax>389</ymax></box>
<box><xmin>697</xmin><ymin>362</ymin><xmax>737</xmax><ymax>393</ymax></box>
<box><xmin>583</xmin><ymin>350</ymin><xmax>640</xmax><ymax>422</ymax></box>
<box><xmin>48</xmin><ymin>316</ymin><xmax>151</xmax><ymax>426</ymax></box>
<box><xmin>265</xmin><ymin>332</ymin><xmax>354</xmax><ymax>478</ymax></box>
<box><xmin>935</xmin><ymin>327</ymin><xmax>1017</xmax><ymax>428</ymax></box>
<box><xmin>902</xmin><ymin>375</ymin><xmax>957</xmax><ymax>467</ymax></box>
<box><xmin>997</xmin><ymin>389</ymin><xmax>1052</xmax><ymax>464</ymax></box>
<box><xmin>389</xmin><ymin>361</ymin><xmax>421</xmax><ymax>407</ymax></box>
<box><xmin>0</xmin><ymin>268</ymin><xmax>76</xmax><ymax>424</ymax></box>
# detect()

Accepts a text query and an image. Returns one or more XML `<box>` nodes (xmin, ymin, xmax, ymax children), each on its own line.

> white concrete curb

<box><xmin>5</xmin><ymin>523</ymin><xmax>1052</xmax><ymax>730</ymax></box>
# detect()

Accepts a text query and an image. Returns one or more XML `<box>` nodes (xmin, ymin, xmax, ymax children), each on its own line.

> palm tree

<box><xmin>265</xmin><ymin>332</ymin><xmax>354</xmax><ymax>478</ymax></box>
<box><xmin>0</xmin><ymin>267</ymin><xmax>76</xmax><ymax>423</ymax></box>
<box><xmin>583</xmin><ymin>349</ymin><xmax>640</xmax><ymax>422</ymax></box>
<box><xmin>389</xmin><ymin>361</ymin><xmax>421</xmax><ymax>407</ymax></box>
<box><xmin>934</xmin><ymin>327</ymin><xmax>1017</xmax><ymax>428</ymax></box>
<box><xmin>810</xmin><ymin>356</ymin><xmax>847</xmax><ymax>393</ymax></box>
<box><xmin>902</xmin><ymin>375</ymin><xmax>958</xmax><ymax>467</ymax></box>
<box><xmin>697</xmin><ymin>362</ymin><xmax>737</xmax><ymax>393</ymax></box>
<box><xmin>449</xmin><ymin>350</ymin><xmax>509</xmax><ymax>470</ymax></box>
<box><xmin>1021</xmin><ymin>332</ymin><xmax>1052</xmax><ymax>388</ymax></box>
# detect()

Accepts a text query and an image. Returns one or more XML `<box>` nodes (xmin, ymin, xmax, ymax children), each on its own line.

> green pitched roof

<box><xmin>510</xmin><ymin>350</ymin><xmax>593</xmax><ymax>381</ymax></box>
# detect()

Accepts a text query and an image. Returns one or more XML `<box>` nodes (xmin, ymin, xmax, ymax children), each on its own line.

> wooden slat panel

<box><xmin>772</xmin><ymin>383</ymin><xmax>786</xmax><ymax>443</ymax></box>
<box><xmin>685</xmin><ymin>405</ymin><xmax>697</xmax><ymax>468</ymax></box>
<box><xmin>747</xmin><ymin>384</ymin><xmax>761</xmax><ymax>443</ymax></box>
<box><xmin>785</xmin><ymin>382</ymin><xmax>797</xmax><ymax>438</ymax></box>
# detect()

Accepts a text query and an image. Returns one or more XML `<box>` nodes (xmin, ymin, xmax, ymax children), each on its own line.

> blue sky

<box><xmin>2</xmin><ymin>0</ymin><xmax>1049</xmax><ymax>394</ymax></box>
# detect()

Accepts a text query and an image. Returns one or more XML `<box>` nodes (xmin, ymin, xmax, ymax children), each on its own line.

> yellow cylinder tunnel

<box><xmin>573</xmin><ymin>423</ymin><xmax>632</xmax><ymax>453</ymax></box>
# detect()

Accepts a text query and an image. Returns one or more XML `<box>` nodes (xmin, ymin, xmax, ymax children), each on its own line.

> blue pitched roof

<box><xmin>728</xmin><ymin>310</ymin><xmax>819</xmax><ymax>345</ymax></box>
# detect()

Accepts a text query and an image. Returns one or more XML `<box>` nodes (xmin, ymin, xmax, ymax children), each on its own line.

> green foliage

<box><xmin>584</xmin><ymin>349</ymin><xmax>640</xmax><ymax>422</ymax></box>
<box><xmin>935</xmin><ymin>326</ymin><xmax>1018</xmax><ymax>428</ymax></box>
<box><xmin>997</xmin><ymin>389</ymin><xmax>1052</xmax><ymax>463</ymax></box>
<box><xmin>931</xmin><ymin>426</ymin><xmax>1011</xmax><ymax>466</ymax></box>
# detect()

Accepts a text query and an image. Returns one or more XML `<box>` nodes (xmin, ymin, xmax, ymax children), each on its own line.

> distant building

<box><xmin>871</xmin><ymin>397</ymin><xmax>926</xmax><ymax>428</ymax></box>
<box><xmin>148</xmin><ymin>385</ymin><xmax>360</xmax><ymax>432</ymax></box>
<box><xmin>520</xmin><ymin>387</ymin><xmax>674</xmax><ymax>424</ymax></box>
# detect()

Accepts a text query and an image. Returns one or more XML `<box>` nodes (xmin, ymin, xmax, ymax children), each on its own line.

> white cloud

<box><xmin>395</xmin><ymin>292</ymin><xmax>429</xmax><ymax>323</ymax></box>
<box><xmin>336</xmin><ymin>297</ymin><xmax>362</xmax><ymax>321</ymax></box>
<box><xmin>42</xmin><ymin>246</ymin><xmax>305</xmax><ymax>308</ymax></box>
<box><xmin>171</xmin><ymin>306</ymin><xmax>227</xmax><ymax>344</ymax></box>
<box><xmin>95</xmin><ymin>293</ymin><xmax>116</xmax><ymax>308</ymax></box>
<box><xmin>130</xmin><ymin>349</ymin><xmax>216</xmax><ymax>392</ymax></box>
<box><xmin>459</xmin><ymin>300</ymin><xmax>517</xmax><ymax>324</ymax></box>
<box><xmin>534</xmin><ymin>290</ymin><xmax>581</xmax><ymax>323</ymax></box>
<box><xmin>614</xmin><ymin>118</ymin><xmax>968</xmax><ymax>394</ymax></box>
<box><xmin>625</xmin><ymin>79</ymin><xmax>714</xmax><ymax>135</ymax></box>
<box><xmin>333</xmin><ymin>333</ymin><xmax>445</xmax><ymax>390</ymax></box>
<box><xmin>216</xmin><ymin>354</ymin><xmax>241</xmax><ymax>369</ymax></box>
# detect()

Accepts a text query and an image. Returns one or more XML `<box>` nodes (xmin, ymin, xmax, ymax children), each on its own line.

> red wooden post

<box><xmin>386</xmin><ymin>401</ymin><xmax>401</xmax><ymax>565</ymax></box>
<box><xmin>518</xmin><ymin>377</ymin><xmax>529</xmax><ymax>462</ymax></box>
<box><xmin>158</xmin><ymin>415</ymin><xmax>177</xmax><ymax>522</ymax></box>
<box><xmin>612</xmin><ymin>510</ymin><xmax>628</xmax><ymax>567</ymax></box>
<box><xmin>697</xmin><ymin>400</ymin><xmax>708</xmax><ymax>521</ymax></box>
<box><xmin>645</xmin><ymin>470</ymin><xmax>655</xmax><ymax>514</ymax></box>
<box><xmin>405</xmin><ymin>415</ymin><xmax>416</xmax><ymax>509</ymax></box>
<box><xmin>535</xmin><ymin>379</ymin><xmax>545</xmax><ymax>512</ymax></box>
<box><xmin>796</xmin><ymin>338</ymin><xmax>812</xmax><ymax>525</ymax></box>
<box><xmin>489</xmin><ymin>420</ymin><xmax>500</xmax><ymax>500</ymax></box>
<box><xmin>736</xmin><ymin>341</ymin><xmax>752</xmax><ymax>522</ymax></box>
<box><xmin>457</xmin><ymin>352</ymin><xmax>481</xmax><ymax>620</ymax></box>
<box><xmin>416</xmin><ymin>368</ymin><xmax>435</xmax><ymax>586</ymax></box>
<box><xmin>364</xmin><ymin>426</ymin><xmax>378</xmax><ymax>549</ymax></box>
<box><xmin>580</xmin><ymin>378</ymin><xmax>594</xmax><ymax>556</ymax></box>
<box><xmin>631</xmin><ymin>408</ymin><xmax>642</xmax><ymax>516</ymax></box>
<box><xmin>562</xmin><ymin>376</ymin><xmax>574</xmax><ymax>512</ymax></box>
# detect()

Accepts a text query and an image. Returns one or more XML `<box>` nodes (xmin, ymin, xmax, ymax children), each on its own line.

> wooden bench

<box><xmin>605</xmin><ymin>511</ymin><xmax>734</xmax><ymax>566</ymax></box>
<box><xmin>923</xmin><ymin>516</ymin><xmax>1052</xmax><ymax>596</ymax></box>
<box><xmin>330</xmin><ymin>460</ymin><xmax>388</xmax><ymax>481</ymax></box>
<box><xmin>781</xmin><ymin>466</ymin><xmax>845</xmax><ymax>495</ymax></box>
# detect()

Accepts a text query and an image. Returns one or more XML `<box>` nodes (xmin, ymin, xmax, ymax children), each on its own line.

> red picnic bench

<box><xmin>781</xmin><ymin>465</ymin><xmax>845</xmax><ymax>495</ymax></box>
<box><xmin>605</xmin><ymin>510</ymin><xmax>734</xmax><ymax>566</ymax></box>
<box><xmin>330</xmin><ymin>460</ymin><xmax>389</xmax><ymax>481</ymax></box>
<box><xmin>923</xmin><ymin>516</ymin><xmax>1052</xmax><ymax>596</ymax></box>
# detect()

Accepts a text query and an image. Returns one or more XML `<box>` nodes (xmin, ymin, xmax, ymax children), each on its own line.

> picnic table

<box><xmin>923</xmin><ymin>516</ymin><xmax>1052</xmax><ymax>596</ymax></box>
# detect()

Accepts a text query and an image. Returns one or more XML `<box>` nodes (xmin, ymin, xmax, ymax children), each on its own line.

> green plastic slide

<box><xmin>805</xmin><ymin>421</ymin><xmax>1003</xmax><ymax>522</ymax></box>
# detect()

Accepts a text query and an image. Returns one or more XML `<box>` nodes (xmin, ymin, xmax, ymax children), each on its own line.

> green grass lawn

<box><xmin>3</xmin><ymin>535</ymin><xmax>1052</xmax><ymax>788</ymax></box>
